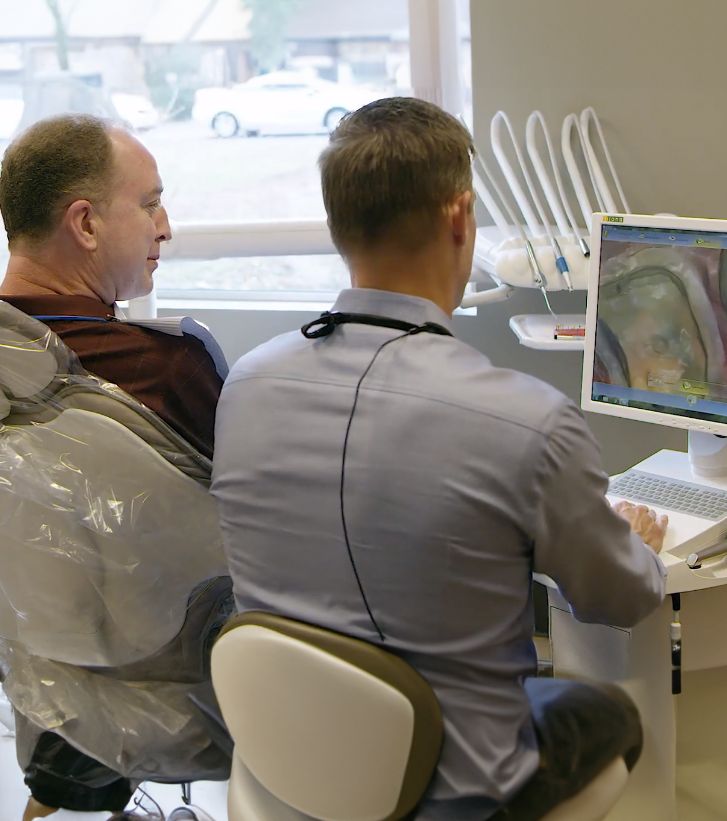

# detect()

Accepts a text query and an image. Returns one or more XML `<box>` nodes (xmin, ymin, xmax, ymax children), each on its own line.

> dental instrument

<box><xmin>526</xmin><ymin>111</ymin><xmax>590</xmax><ymax>258</ymax></box>
<box><xmin>461</xmin><ymin>122</ymin><xmax>553</xmax><ymax>310</ymax></box>
<box><xmin>524</xmin><ymin>112</ymin><xmax>569</xmax><ymax>237</ymax></box>
<box><xmin>470</xmin><ymin>155</ymin><xmax>553</xmax><ymax>313</ymax></box>
<box><xmin>470</xmin><ymin>148</ymin><xmax>555</xmax><ymax>315</ymax></box>
<box><xmin>456</xmin><ymin>114</ymin><xmax>513</xmax><ymax>238</ymax></box>
<box><xmin>492</xmin><ymin>111</ymin><xmax>573</xmax><ymax>291</ymax></box>
<box><xmin>580</xmin><ymin>106</ymin><xmax>631</xmax><ymax>213</ymax></box>
<box><xmin>490</xmin><ymin>111</ymin><xmax>540</xmax><ymax>235</ymax></box>
<box><xmin>475</xmin><ymin>151</ymin><xmax>556</xmax><ymax>315</ymax></box>
<box><xmin>471</xmin><ymin>165</ymin><xmax>514</xmax><ymax>238</ymax></box>
<box><xmin>562</xmin><ymin>112</ymin><xmax>603</xmax><ymax>229</ymax></box>
<box><xmin>452</xmin><ymin>117</ymin><xmax>522</xmax><ymax>308</ymax></box>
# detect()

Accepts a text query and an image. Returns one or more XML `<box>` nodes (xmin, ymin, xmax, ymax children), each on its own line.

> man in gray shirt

<box><xmin>212</xmin><ymin>97</ymin><xmax>667</xmax><ymax>820</ymax></box>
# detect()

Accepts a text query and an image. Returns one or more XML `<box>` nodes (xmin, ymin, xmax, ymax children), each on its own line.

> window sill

<box><xmin>157</xmin><ymin>295</ymin><xmax>476</xmax><ymax>316</ymax></box>
<box><xmin>158</xmin><ymin>296</ymin><xmax>336</xmax><ymax>313</ymax></box>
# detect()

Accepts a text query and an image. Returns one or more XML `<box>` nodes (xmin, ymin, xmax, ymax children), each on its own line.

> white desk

<box><xmin>545</xmin><ymin>449</ymin><xmax>727</xmax><ymax>821</ymax></box>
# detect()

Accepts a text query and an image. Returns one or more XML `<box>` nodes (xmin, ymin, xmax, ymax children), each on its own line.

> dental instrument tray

<box><xmin>509</xmin><ymin>314</ymin><xmax>586</xmax><ymax>350</ymax></box>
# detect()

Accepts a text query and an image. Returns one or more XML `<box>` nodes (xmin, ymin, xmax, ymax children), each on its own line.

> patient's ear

<box><xmin>63</xmin><ymin>200</ymin><xmax>98</xmax><ymax>251</ymax></box>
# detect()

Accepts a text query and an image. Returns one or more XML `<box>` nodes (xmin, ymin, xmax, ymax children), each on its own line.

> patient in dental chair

<box><xmin>0</xmin><ymin>115</ymin><xmax>230</xmax><ymax>820</ymax></box>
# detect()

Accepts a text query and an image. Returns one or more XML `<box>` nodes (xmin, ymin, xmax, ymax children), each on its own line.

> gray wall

<box><xmin>470</xmin><ymin>0</ymin><xmax>727</xmax><ymax>218</ymax></box>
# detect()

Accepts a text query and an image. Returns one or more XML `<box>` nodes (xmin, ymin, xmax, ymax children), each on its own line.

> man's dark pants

<box><xmin>491</xmin><ymin>677</ymin><xmax>642</xmax><ymax>820</ymax></box>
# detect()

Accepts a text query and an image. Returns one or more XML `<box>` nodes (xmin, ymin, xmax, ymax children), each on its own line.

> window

<box><xmin>0</xmin><ymin>0</ymin><xmax>472</xmax><ymax>300</ymax></box>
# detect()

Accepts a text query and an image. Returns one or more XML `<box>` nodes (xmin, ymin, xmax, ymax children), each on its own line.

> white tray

<box><xmin>509</xmin><ymin>314</ymin><xmax>586</xmax><ymax>351</ymax></box>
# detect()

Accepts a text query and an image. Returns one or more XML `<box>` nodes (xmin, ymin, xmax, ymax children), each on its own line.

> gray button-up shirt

<box><xmin>212</xmin><ymin>288</ymin><xmax>666</xmax><ymax>819</ymax></box>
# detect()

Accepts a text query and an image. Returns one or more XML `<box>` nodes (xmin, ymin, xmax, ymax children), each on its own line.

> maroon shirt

<box><xmin>1</xmin><ymin>294</ymin><xmax>223</xmax><ymax>459</ymax></box>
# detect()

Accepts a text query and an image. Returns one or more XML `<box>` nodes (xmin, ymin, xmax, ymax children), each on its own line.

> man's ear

<box><xmin>62</xmin><ymin>200</ymin><xmax>98</xmax><ymax>251</ymax></box>
<box><xmin>449</xmin><ymin>190</ymin><xmax>475</xmax><ymax>247</ymax></box>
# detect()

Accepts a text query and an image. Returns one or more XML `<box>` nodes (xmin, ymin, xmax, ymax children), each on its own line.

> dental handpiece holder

<box><xmin>469</xmin><ymin>226</ymin><xmax>589</xmax><ymax>293</ymax></box>
<box><xmin>687</xmin><ymin>538</ymin><xmax>727</xmax><ymax>570</ymax></box>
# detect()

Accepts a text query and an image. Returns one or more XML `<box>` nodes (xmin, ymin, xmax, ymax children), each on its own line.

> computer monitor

<box><xmin>582</xmin><ymin>212</ymin><xmax>727</xmax><ymax>438</ymax></box>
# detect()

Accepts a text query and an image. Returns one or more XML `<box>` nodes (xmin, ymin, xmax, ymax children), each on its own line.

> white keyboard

<box><xmin>609</xmin><ymin>470</ymin><xmax>727</xmax><ymax>521</ymax></box>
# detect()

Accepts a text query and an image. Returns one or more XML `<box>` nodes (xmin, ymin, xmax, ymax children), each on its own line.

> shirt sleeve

<box><xmin>531</xmin><ymin>400</ymin><xmax>666</xmax><ymax>628</ymax></box>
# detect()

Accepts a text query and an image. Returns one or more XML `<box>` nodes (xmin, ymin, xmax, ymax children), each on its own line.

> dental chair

<box><xmin>211</xmin><ymin>612</ymin><xmax>630</xmax><ymax>821</ymax></box>
<box><xmin>0</xmin><ymin>300</ymin><xmax>232</xmax><ymax>791</ymax></box>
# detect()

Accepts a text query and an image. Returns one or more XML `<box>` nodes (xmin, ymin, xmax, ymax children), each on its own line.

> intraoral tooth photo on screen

<box><xmin>593</xmin><ymin>225</ymin><xmax>727</xmax><ymax>423</ymax></box>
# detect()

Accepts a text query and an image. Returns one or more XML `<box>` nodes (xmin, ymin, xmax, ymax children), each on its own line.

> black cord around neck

<box><xmin>339</xmin><ymin>331</ymin><xmax>411</xmax><ymax>641</ymax></box>
<box><xmin>302</xmin><ymin>311</ymin><xmax>453</xmax><ymax>642</ymax></box>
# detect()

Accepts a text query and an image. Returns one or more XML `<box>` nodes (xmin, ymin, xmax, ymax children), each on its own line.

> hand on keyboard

<box><xmin>612</xmin><ymin>500</ymin><xmax>668</xmax><ymax>553</ymax></box>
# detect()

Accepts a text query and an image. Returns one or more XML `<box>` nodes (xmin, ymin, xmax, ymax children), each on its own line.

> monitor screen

<box><xmin>582</xmin><ymin>212</ymin><xmax>727</xmax><ymax>435</ymax></box>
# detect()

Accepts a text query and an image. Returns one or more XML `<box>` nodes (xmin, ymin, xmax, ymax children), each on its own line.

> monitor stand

<box><xmin>688</xmin><ymin>431</ymin><xmax>727</xmax><ymax>479</ymax></box>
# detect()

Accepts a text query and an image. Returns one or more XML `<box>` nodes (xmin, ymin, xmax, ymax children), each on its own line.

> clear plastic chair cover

<box><xmin>0</xmin><ymin>300</ymin><xmax>231</xmax><ymax>780</ymax></box>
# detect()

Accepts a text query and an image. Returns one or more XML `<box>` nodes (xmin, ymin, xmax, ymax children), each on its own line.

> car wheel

<box><xmin>212</xmin><ymin>111</ymin><xmax>239</xmax><ymax>138</ymax></box>
<box><xmin>324</xmin><ymin>107</ymin><xmax>348</xmax><ymax>133</ymax></box>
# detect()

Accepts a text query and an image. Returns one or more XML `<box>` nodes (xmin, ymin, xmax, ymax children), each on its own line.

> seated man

<box><xmin>0</xmin><ymin>114</ymin><xmax>225</xmax><ymax>819</ymax></box>
<box><xmin>211</xmin><ymin>97</ymin><xmax>668</xmax><ymax>820</ymax></box>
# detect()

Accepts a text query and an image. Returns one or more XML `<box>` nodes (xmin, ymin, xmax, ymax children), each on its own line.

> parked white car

<box><xmin>192</xmin><ymin>71</ymin><xmax>384</xmax><ymax>138</ymax></box>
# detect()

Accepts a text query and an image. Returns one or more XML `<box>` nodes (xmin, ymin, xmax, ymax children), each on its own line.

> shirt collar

<box><xmin>331</xmin><ymin>288</ymin><xmax>455</xmax><ymax>335</ymax></box>
<box><xmin>0</xmin><ymin>294</ymin><xmax>116</xmax><ymax>320</ymax></box>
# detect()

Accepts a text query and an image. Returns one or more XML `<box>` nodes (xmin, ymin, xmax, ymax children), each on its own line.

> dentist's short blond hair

<box><xmin>319</xmin><ymin>97</ymin><xmax>474</xmax><ymax>257</ymax></box>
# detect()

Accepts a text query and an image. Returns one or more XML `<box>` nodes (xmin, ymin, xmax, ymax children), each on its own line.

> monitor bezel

<box><xmin>581</xmin><ymin>211</ymin><xmax>727</xmax><ymax>436</ymax></box>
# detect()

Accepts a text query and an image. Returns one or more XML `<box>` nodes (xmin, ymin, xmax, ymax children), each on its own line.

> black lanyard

<box><xmin>300</xmin><ymin>309</ymin><xmax>452</xmax><ymax>642</ymax></box>
<box><xmin>301</xmin><ymin>310</ymin><xmax>453</xmax><ymax>339</ymax></box>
